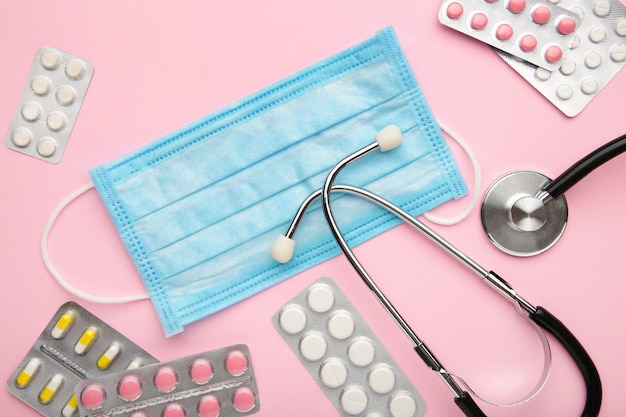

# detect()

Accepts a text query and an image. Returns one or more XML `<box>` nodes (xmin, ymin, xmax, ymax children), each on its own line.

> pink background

<box><xmin>1</xmin><ymin>1</ymin><xmax>625</xmax><ymax>416</ymax></box>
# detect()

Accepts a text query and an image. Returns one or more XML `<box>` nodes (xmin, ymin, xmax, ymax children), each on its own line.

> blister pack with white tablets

<box><xmin>5</xmin><ymin>46</ymin><xmax>93</xmax><ymax>163</ymax></box>
<box><xmin>7</xmin><ymin>301</ymin><xmax>158</xmax><ymax>417</ymax></box>
<box><xmin>273</xmin><ymin>277</ymin><xmax>426</xmax><ymax>417</ymax></box>
<box><xmin>439</xmin><ymin>0</ymin><xmax>582</xmax><ymax>70</ymax></box>
<box><xmin>496</xmin><ymin>0</ymin><xmax>626</xmax><ymax>116</ymax></box>
<box><xmin>73</xmin><ymin>344</ymin><xmax>259</xmax><ymax>417</ymax></box>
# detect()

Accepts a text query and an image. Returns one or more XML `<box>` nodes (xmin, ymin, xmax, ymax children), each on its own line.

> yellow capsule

<box><xmin>74</xmin><ymin>326</ymin><xmax>98</xmax><ymax>355</ymax></box>
<box><xmin>51</xmin><ymin>311</ymin><xmax>76</xmax><ymax>339</ymax></box>
<box><xmin>97</xmin><ymin>342</ymin><xmax>121</xmax><ymax>370</ymax></box>
<box><xmin>15</xmin><ymin>358</ymin><xmax>41</xmax><ymax>388</ymax></box>
<box><xmin>39</xmin><ymin>374</ymin><xmax>64</xmax><ymax>404</ymax></box>
<box><xmin>62</xmin><ymin>394</ymin><xmax>78</xmax><ymax>417</ymax></box>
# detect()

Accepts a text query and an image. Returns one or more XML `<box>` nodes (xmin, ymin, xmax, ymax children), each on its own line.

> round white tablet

<box><xmin>31</xmin><ymin>76</ymin><xmax>51</xmax><ymax>96</ymax></box>
<box><xmin>319</xmin><ymin>359</ymin><xmax>348</xmax><ymax>388</ymax></box>
<box><xmin>37</xmin><ymin>138</ymin><xmax>57</xmax><ymax>157</ymax></box>
<box><xmin>299</xmin><ymin>333</ymin><xmax>327</xmax><ymax>361</ymax></box>
<box><xmin>11</xmin><ymin>128</ymin><xmax>32</xmax><ymax>147</ymax></box>
<box><xmin>616</xmin><ymin>18</ymin><xmax>626</xmax><ymax>37</ymax></box>
<box><xmin>368</xmin><ymin>364</ymin><xmax>396</xmax><ymax>394</ymax></box>
<box><xmin>47</xmin><ymin>112</ymin><xmax>67</xmax><ymax>132</ymax></box>
<box><xmin>580</xmin><ymin>77</ymin><xmax>599</xmax><ymax>95</ymax></box>
<box><xmin>348</xmin><ymin>337</ymin><xmax>375</xmax><ymax>367</ymax></box>
<box><xmin>278</xmin><ymin>304</ymin><xmax>307</xmax><ymax>334</ymax></box>
<box><xmin>610</xmin><ymin>44</ymin><xmax>626</xmax><ymax>62</ymax></box>
<box><xmin>559</xmin><ymin>58</ymin><xmax>577</xmax><ymax>75</ymax></box>
<box><xmin>555</xmin><ymin>84</ymin><xmax>573</xmax><ymax>100</ymax></box>
<box><xmin>389</xmin><ymin>392</ymin><xmax>417</xmax><ymax>417</ymax></box>
<box><xmin>327</xmin><ymin>310</ymin><xmax>355</xmax><ymax>340</ymax></box>
<box><xmin>307</xmin><ymin>283</ymin><xmax>334</xmax><ymax>313</ymax></box>
<box><xmin>21</xmin><ymin>102</ymin><xmax>41</xmax><ymax>122</ymax></box>
<box><xmin>56</xmin><ymin>86</ymin><xmax>76</xmax><ymax>106</ymax></box>
<box><xmin>65</xmin><ymin>60</ymin><xmax>85</xmax><ymax>80</ymax></box>
<box><xmin>588</xmin><ymin>25</ymin><xmax>607</xmax><ymax>43</ymax></box>
<box><xmin>534</xmin><ymin>67</ymin><xmax>551</xmax><ymax>81</ymax></box>
<box><xmin>40</xmin><ymin>50</ymin><xmax>61</xmax><ymax>70</ymax></box>
<box><xmin>593</xmin><ymin>0</ymin><xmax>611</xmax><ymax>17</ymax></box>
<box><xmin>340</xmin><ymin>386</ymin><xmax>368</xmax><ymax>415</ymax></box>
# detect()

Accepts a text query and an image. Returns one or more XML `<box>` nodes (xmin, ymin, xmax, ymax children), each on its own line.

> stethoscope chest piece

<box><xmin>481</xmin><ymin>170</ymin><xmax>568</xmax><ymax>256</ymax></box>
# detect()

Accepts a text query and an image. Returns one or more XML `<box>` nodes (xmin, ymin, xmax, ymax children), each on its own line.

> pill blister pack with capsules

<box><xmin>5</xmin><ymin>46</ymin><xmax>93</xmax><ymax>163</ymax></box>
<box><xmin>273</xmin><ymin>277</ymin><xmax>426</xmax><ymax>417</ymax></box>
<box><xmin>74</xmin><ymin>345</ymin><xmax>260</xmax><ymax>417</ymax></box>
<box><xmin>7</xmin><ymin>302</ymin><xmax>158</xmax><ymax>417</ymax></box>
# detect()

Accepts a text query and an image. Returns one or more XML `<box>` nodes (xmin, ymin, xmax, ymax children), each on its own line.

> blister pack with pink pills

<box><xmin>439</xmin><ymin>0</ymin><xmax>582</xmax><ymax>70</ymax></box>
<box><xmin>73</xmin><ymin>344</ymin><xmax>260</xmax><ymax>417</ymax></box>
<box><xmin>496</xmin><ymin>0</ymin><xmax>626</xmax><ymax>116</ymax></box>
<box><xmin>5</xmin><ymin>46</ymin><xmax>93</xmax><ymax>163</ymax></box>
<box><xmin>273</xmin><ymin>277</ymin><xmax>426</xmax><ymax>417</ymax></box>
<box><xmin>7</xmin><ymin>301</ymin><xmax>158</xmax><ymax>417</ymax></box>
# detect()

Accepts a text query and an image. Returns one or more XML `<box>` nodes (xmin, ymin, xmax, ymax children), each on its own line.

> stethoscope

<box><xmin>271</xmin><ymin>126</ymin><xmax>601</xmax><ymax>417</ymax></box>
<box><xmin>481</xmin><ymin>133</ymin><xmax>626</xmax><ymax>256</ymax></box>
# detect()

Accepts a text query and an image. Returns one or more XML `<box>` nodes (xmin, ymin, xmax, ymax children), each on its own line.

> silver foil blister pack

<box><xmin>273</xmin><ymin>277</ymin><xmax>426</xmax><ymax>417</ymax></box>
<box><xmin>73</xmin><ymin>344</ymin><xmax>260</xmax><ymax>417</ymax></box>
<box><xmin>5</xmin><ymin>46</ymin><xmax>93</xmax><ymax>163</ymax></box>
<box><xmin>7</xmin><ymin>301</ymin><xmax>158</xmax><ymax>417</ymax></box>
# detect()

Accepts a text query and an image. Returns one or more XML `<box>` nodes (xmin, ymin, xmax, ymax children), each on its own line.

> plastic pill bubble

<box><xmin>446</xmin><ymin>2</ymin><xmax>464</xmax><ymax>19</ymax></box>
<box><xmin>532</xmin><ymin>5</ymin><xmax>551</xmax><ymax>24</ymax></box>
<box><xmin>190</xmin><ymin>358</ymin><xmax>214</xmax><ymax>384</ymax></box>
<box><xmin>97</xmin><ymin>342</ymin><xmax>122</xmax><ymax>370</ymax></box>
<box><xmin>278</xmin><ymin>304</ymin><xmax>307</xmax><ymax>334</ymax></box>
<box><xmin>232</xmin><ymin>387</ymin><xmax>256</xmax><ymax>412</ymax></box>
<box><xmin>320</xmin><ymin>359</ymin><xmax>348</xmax><ymax>388</ymax></box>
<box><xmin>36</xmin><ymin>137</ymin><xmax>57</xmax><ymax>157</ymax></box>
<box><xmin>11</xmin><ymin>128</ymin><xmax>32</xmax><ymax>148</ymax></box>
<box><xmin>154</xmin><ymin>366</ymin><xmax>178</xmax><ymax>392</ymax></box>
<box><xmin>594</xmin><ymin>0</ymin><xmax>611</xmax><ymax>17</ymax></box>
<box><xmin>580</xmin><ymin>77</ymin><xmax>599</xmax><ymax>94</ymax></box>
<box><xmin>616</xmin><ymin>18</ymin><xmax>626</xmax><ymax>36</ymax></box>
<box><xmin>560</xmin><ymin>58</ymin><xmax>577</xmax><ymax>75</ymax></box>
<box><xmin>589</xmin><ymin>25</ymin><xmax>607</xmax><ymax>43</ymax></box>
<box><xmin>369</xmin><ymin>364</ymin><xmax>396</xmax><ymax>394</ymax></box>
<box><xmin>557</xmin><ymin>16</ymin><xmax>578</xmax><ymax>35</ymax></box>
<box><xmin>348</xmin><ymin>337</ymin><xmax>375</xmax><ymax>367</ymax></box>
<box><xmin>162</xmin><ymin>402</ymin><xmax>185</xmax><ymax>417</ymax></box>
<box><xmin>390</xmin><ymin>391</ymin><xmax>417</xmax><ymax>417</ymax></box>
<box><xmin>307</xmin><ymin>283</ymin><xmax>335</xmax><ymax>313</ymax></box>
<box><xmin>56</xmin><ymin>86</ymin><xmax>76</xmax><ymax>106</ymax></box>
<box><xmin>299</xmin><ymin>332</ymin><xmax>327</xmax><ymax>361</ymax></box>
<box><xmin>65</xmin><ymin>59</ymin><xmax>85</xmax><ymax>80</ymax></box>
<box><xmin>74</xmin><ymin>325</ymin><xmax>98</xmax><ymax>355</ymax></box>
<box><xmin>327</xmin><ymin>310</ymin><xmax>355</xmax><ymax>340</ymax></box>
<box><xmin>545</xmin><ymin>45</ymin><xmax>563</xmax><ymax>63</ymax></box>
<box><xmin>47</xmin><ymin>111</ymin><xmax>67</xmax><ymax>132</ymax></box>
<box><xmin>340</xmin><ymin>386</ymin><xmax>368</xmax><ymax>415</ymax></box>
<box><xmin>495</xmin><ymin>23</ymin><xmax>514</xmax><ymax>41</ymax></box>
<box><xmin>39</xmin><ymin>374</ymin><xmax>64</xmax><ymax>404</ymax></box>
<box><xmin>118</xmin><ymin>375</ymin><xmax>142</xmax><ymax>401</ymax></box>
<box><xmin>40</xmin><ymin>50</ymin><xmax>61</xmax><ymax>70</ymax></box>
<box><xmin>62</xmin><ymin>395</ymin><xmax>79</xmax><ymax>417</ymax></box>
<box><xmin>508</xmin><ymin>0</ymin><xmax>527</xmax><ymax>14</ymax></box>
<box><xmin>470</xmin><ymin>12</ymin><xmax>489</xmax><ymax>30</ymax></box>
<box><xmin>611</xmin><ymin>44</ymin><xmax>626</xmax><ymax>62</ymax></box>
<box><xmin>520</xmin><ymin>34</ymin><xmax>538</xmax><ymax>51</ymax></box>
<box><xmin>31</xmin><ymin>76</ymin><xmax>51</xmax><ymax>95</ymax></box>
<box><xmin>51</xmin><ymin>310</ymin><xmax>76</xmax><ymax>339</ymax></box>
<box><xmin>197</xmin><ymin>395</ymin><xmax>220</xmax><ymax>417</ymax></box>
<box><xmin>15</xmin><ymin>358</ymin><xmax>41</xmax><ymax>388</ymax></box>
<box><xmin>21</xmin><ymin>102</ymin><xmax>41</xmax><ymax>122</ymax></box>
<box><xmin>225</xmin><ymin>350</ymin><xmax>248</xmax><ymax>376</ymax></box>
<box><xmin>81</xmin><ymin>384</ymin><xmax>106</xmax><ymax>410</ymax></box>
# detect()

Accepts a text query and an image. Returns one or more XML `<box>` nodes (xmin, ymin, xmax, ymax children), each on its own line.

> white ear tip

<box><xmin>375</xmin><ymin>125</ymin><xmax>402</xmax><ymax>151</ymax></box>
<box><xmin>271</xmin><ymin>235</ymin><xmax>296</xmax><ymax>263</ymax></box>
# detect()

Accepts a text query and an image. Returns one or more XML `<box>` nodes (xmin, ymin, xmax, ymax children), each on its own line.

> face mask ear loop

<box><xmin>41</xmin><ymin>183</ymin><xmax>150</xmax><ymax>303</ymax></box>
<box><xmin>422</xmin><ymin>120</ymin><xmax>482</xmax><ymax>225</ymax></box>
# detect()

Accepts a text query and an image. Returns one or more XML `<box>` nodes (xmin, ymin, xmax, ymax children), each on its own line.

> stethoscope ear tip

<box><xmin>271</xmin><ymin>234</ymin><xmax>296</xmax><ymax>263</ymax></box>
<box><xmin>375</xmin><ymin>125</ymin><xmax>403</xmax><ymax>152</ymax></box>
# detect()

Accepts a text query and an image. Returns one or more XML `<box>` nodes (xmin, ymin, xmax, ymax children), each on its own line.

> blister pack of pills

<box><xmin>7</xmin><ymin>302</ymin><xmax>158</xmax><ymax>417</ymax></box>
<box><xmin>495</xmin><ymin>0</ymin><xmax>626</xmax><ymax>117</ymax></box>
<box><xmin>5</xmin><ymin>46</ymin><xmax>93</xmax><ymax>163</ymax></box>
<box><xmin>74</xmin><ymin>344</ymin><xmax>260</xmax><ymax>417</ymax></box>
<box><xmin>273</xmin><ymin>277</ymin><xmax>426</xmax><ymax>417</ymax></box>
<box><xmin>439</xmin><ymin>0</ymin><xmax>582</xmax><ymax>70</ymax></box>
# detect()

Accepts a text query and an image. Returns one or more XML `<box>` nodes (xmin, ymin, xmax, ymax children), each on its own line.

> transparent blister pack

<box><xmin>496</xmin><ymin>0</ymin><xmax>626</xmax><ymax>116</ymax></box>
<box><xmin>74</xmin><ymin>344</ymin><xmax>260</xmax><ymax>417</ymax></box>
<box><xmin>5</xmin><ymin>46</ymin><xmax>94</xmax><ymax>163</ymax></box>
<box><xmin>439</xmin><ymin>0</ymin><xmax>582</xmax><ymax>70</ymax></box>
<box><xmin>273</xmin><ymin>277</ymin><xmax>427</xmax><ymax>417</ymax></box>
<box><xmin>7</xmin><ymin>301</ymin><xmax>158</xmax><ymax>417</ymax></box>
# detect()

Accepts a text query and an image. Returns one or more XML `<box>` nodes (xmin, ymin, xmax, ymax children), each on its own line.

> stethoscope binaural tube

<box><xmin>481</xmin><ymin>133</ymin><xmax>626</xmax><ymax>256</ymax></box>
<box><xmin>271</xmin><ymin>126</ymin><xmax>602</xmax><ymax>417</ymax></box>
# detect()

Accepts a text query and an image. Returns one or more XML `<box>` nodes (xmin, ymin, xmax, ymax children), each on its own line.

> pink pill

<box><xmin>118</xmin><ymin>375</ymin><xmax>142</xmax><ymax>401</ymax></box>
<box><xmin>81</xmin><ymin>384</ymin><xmax>105</xmax><ymax>410</ymax></box>
<box><xmin>495</xmin><ymin>23</ymin><xmax>514</xmax><ymax>41</ymax></box>
<box><xmin>198</xmin><ymin>395</ymin><xmax>221</xmax><ymax>417</ymax></box>
<box><xmin>190</xmin><ymin>358</ymin><xmax>214</xmax><ymax>384</ymax></box>
<box><xmin>519</xmin><ymin>34</ymin><xmax>537</xmax><ymax>52</ymax></box>
<box><xmin>162</xmin><ymin>403</ymin><xmax>185</xmax><ymax>417</ymax></box>
<box><xmin>545</xmin><ymin>45</ymin><xmax>563</xmax><ymax>63</ymax></box>
<box><xmin>232</xmin><ymin>387</ymin><xmax>256</xmax><ymax>412</ymax></box>
<box><xmin>532</xmin><ymin>5</ymin><xmax>551</xmax><ymax>24</ymax></box>
<box><xmin>225</xmin><ymin>350</ymin><xmax>248</xmax><ymax>376</ymax></box>
<box><xmin>446</xmin><ymin>2</ymin><xmax>464</xmax><ymax>19</ymax></box>
<box><xmin>470</xmin><ymin>13</ymin><xmax>489</xmax><ymax>30</ymax></box>
<box><xmin>557</xmin><ymin>17</ymin><xmax>577</xmax><ymax>35</ymax></box>
<box><xmin>154</xmin><ymin>366</ymin><xmax>178</xmax><ymax>392</ymax></box>
<box><xmin>508</xmin><ymin>0</ymin><xmax>526</xmax><ymax>13</ymax></box>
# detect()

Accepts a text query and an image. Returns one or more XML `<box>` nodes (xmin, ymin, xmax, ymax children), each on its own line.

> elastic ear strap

<box><xmin>41</xmin><ymin>183</ymin><xmax>150</xmax><ymax>303</ymax></box>
<box><xmin>423</xmin><ymin>120</ymin><xmax>482</xmax><ymax>225</ymax></box>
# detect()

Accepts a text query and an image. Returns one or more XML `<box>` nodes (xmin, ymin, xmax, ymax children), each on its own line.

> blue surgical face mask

<box><xmin>48</xmin><ymin>27</ymin><xmax>467</xmax><ymax>336</ymax></box>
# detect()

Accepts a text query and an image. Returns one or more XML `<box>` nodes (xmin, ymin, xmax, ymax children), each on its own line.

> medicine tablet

<box><xmin>21</xmin><ymin>102</ymin><xmax>41</xmax><ymax>122</ymax></box>
<box><xmin>389</xmin><ymin>392</ymin><xmax>417</xmax><ymax>417</ymax></box>
<box><xmin>11</xmin><ymin>128</ymin><xmax>32</xmax><ymax>148</ymax></box>
<box><xmin>81</xmin><ymin>384</ymin><xmax>105</xmax><ymax>410</ymax></box>
<box><xmin>197</xmin><ymin>395</ymin><xmax>220</xmax><ymax>417</ymax></box>
<box><xmin>56</xmin><ymin>86</ymin><xmax>76</xmax><ymax>106</ymax></box>
<box><xmin>369</xmin><ymin>364</ymin><xmax>396</xmax><ymax>394</ymax></box>
<box><xmin>299</xmin><ymin>332</ymin><xmax>327</xmax><ymax>361</ymax></box>
<box><xmin>589</xmin><ymin>24</ymin><xmax>607</xmax><ymax>42</ymax></box>
<box><xmin>37</xmin><ymin>137</ymin><xmax>57</xmax><ymax>157</ymax></box>
<box><xmin>340</xmin><ymin>386</ymin><xmax>368</xmax><ymax>415</ymax></box>
<box><xmin>320</xmin><ymin>359</ymin><xmax>348</xmax><ymax>388</ymax></box>
<box><xmin>584</xmin><ymin>51</ymin><xmax>603</xmax><ymax>68</ymax></box>
<box><xmin>348</xmin><ymin>337</ymin><xmax>376</xmax><ymax>367</ymax></box>
<box><xmin>557</xmin><ymin>16</ymin><xmax>578</xmax><ymax>35</ymax></box>
<box><xmin>616</xmin><ymin>18</ymin><xmax>626</xmax><ymax>36</ymax></box>
<box><xmin>162</xmin><ymin>402</ymin><xmax>185</xmax><ymax>417</ymax></box>
<box><xmin>97</xmin><ymin>342</ymin><xmax>121</xmax><ymax>370</ymax></box>
<box><xmin>51</xmin><ymin>310</ymin><xmax>76</xmax><ymax>339</ymax></box>
<box><xmin>508</xmin><ymin>0</ymin><xmax>527</xmax><ymax>14</ymax></box>
<box><xmin>534</xmin><ymin>66</ymin><xmax>552</xmax><ymax>81</ymax></box>
<box><xmin>47</xmin><ymin>111</ymin><xmax>67</xmax><ymax>132</ymax></box>
<box><xmin>580</xmin><ymin>77</ymin><xmax>599</xmax><ymax>94</ymax></box>
<box><xmin>470</xmin><ymin>12</ymin><xmax>489</xmax><ymax>30</ymax></box>
<box><xmin>447</xmin><ymin>2</ymin><xmax>464</xmax><ymax>19</ymax></box>
<box><xmin>65</xmin><ymin>59</ymin><xmax>85</xmax><ymax>80</ymax></box>
<box><xmin>328</xmin><ymin>310</ymin><xmax>356</xmax><ymax>340</ymax></box>
<box><xmin>129</xmin><ymin>413</ymin><xmax>148</xmax><ymax>417</ymax></box>
<box><xmin>495</xmin><ymin>23</ymin><xmax>514</xmax><ymax>41</ymax></box>
<box><xmin>610</xmin><ymin>44</ymin><xmax>626</xmax><ymax>62</ymax></box>
<box><xmin>154</xmin><ymin>366</ymin><xmax>178</xmax><ymax>392</ymax></box>
<box><xmin>15</xmin><ymin>358</ymin><xmax>41</xmax><ymax>388</ymax></box>
<box><xmin>560</xmin><ymin>58</ymin><xmax>577</xmax><ymax>74</ymax></box>
<box><xmin>520</xmin><ymin>34</ymin><xmax>538</xmax><ymax>51</ymax></box>
<box><xmin>594</xmin><ymin>0</ymin><xmax>611</xmax><ymax>17</ymax></box>
<box><xmin>532</xmin><ymin>5</ymin><xmax>551</xmax><ymax>24</ymax></box>
<box><xmin>62</xmin><ymin>395</ymin><xmax>79</xmax><ymax>417</ymax></box>
<box><xmin>75</xmin><ymin>325</ymin><xmax>98</xmax><ymax>355</ymax></box>
<box><xmin>40</xmin><ymin>50</ymin><xmax>61</xmax><ymax>70</ymax></box>
<box><xmin>278</xmin><ymin>304</ymin><xmax>307</xmax><ymax>334</ymax></box>
<box><xmin>118</xmin><ymin>375</ymin><xmax>142</xmax><ymax>401</ymax></box>
<box><xmin>232</xmin><ymin>387</ymin><xmax>256</xmax><ymax>412</ymax></box>
<box><xmin>39</xmin><ymin>374</ymin><xmax>64</xmax><ymax>404</ymax></box>
<box><xmin>556</xmin><ymin>83</ymin><xmax>574</xmax><ymax>100</ymax></box>
<box><xmin>545</xmin><ymin>45</ymin><xmax>563</xmax><ymax>63</ymax></box>
<box><xmin>307</xmin><ymin>283</ymin><xmax>335</xmax><ymax>313</ymax></box>
<box><xmin>190</xmin><ymin>358</ymin><xmax>213</xmax><ymax>384</ymax></box>
<box><xmin>225</xmin><ymin>350</ymin><xmax>249</xmax><ymax>375</ymax></box>
<box><xmin>31</xmin><ymin>76</ymin><xmax>51</xmax><ymax>96</ymax></box>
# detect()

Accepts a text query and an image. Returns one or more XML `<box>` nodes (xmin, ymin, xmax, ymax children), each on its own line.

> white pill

<box><xmin>319</xmin><ymin>359</ymin><xmax>348</xmax><ymax>388</ymax></box>
<box><xmin>593</xmin><ymin>0</ymin><xmax>611</xmax><ymax>17</ymax></box>
<box><xmin>37</xmin><ymin>138</ymin><xmax>57</xmax><ymax>157</ymax></box>
<box><xmin>307</xmin><ymin>283</ymin><xmax>334</xmax><ymax>313</ymax></box>
<box><xmin>389</xmin><ymin>392</ymin><xmax>417</xmax><ymax>417</ymax></box>
<box><xmin>569</xmin><ymin>6</ymin><xmax>585</xmax><ymax>20</ymax></box>
<box><xmin>340</xmin><ymin>386</ymin><xmax>368</xmax><ymax>415</ymax></box>
<box><xmin>555</xmin><ymin>84</ymin><xmax>573</xmax><ymax>100</ymax></box>
<box><xmin>40</xmin><ymin>50</ymin><xmax>61</xmax><ymax>70</ymax></box>
<box><xmin>610</xmin><ymin>44</ymin><xmax>626</xmax><ymax>62</ymax></box>
<box><xmin>11</xmin><ymin>128</ymin><xmax>32</xmax><ymax>147</ymax></box>
<box><xmin>279</xmin><ymin>304</ymin><xmax>307</xmax><ymax>334</ymax></box>
<box><xmin>366</xmin><ymin>413</ymin><xmax>384</xmax><ymax>417</ymax></box>
<box><xmin>534</xmin><ymin>67</ymin><xmax>551</xmax><ymax>81</ymax></box>
<box><xmin>21</xmin><ymin>102</ymin><xmax>41</xmax><ymax>122</ymax></box>
<box><xmin>299</xmin><ymin>333</ymin><xmax>327</xmax><ymax>361</ymax></box>
<box><xmin>584</xmin><ymin>51</ymin><xmax>603</xmax><ymax>69</ymax></box>
<box><xmin>570</xmin><ymin>34</ymin><xmax>580</xmax><ymax>49</ymax></box>
<box><xmin>56</xmin><ymin>86</ymin><xmax>76</xmax><ymax>106</ymax></box>
<box><xmin>328</xmin><ymin>310</ymin><xmax>355</xmax><ymax>340</ymax></box>
<box><xmin>348</xmin><ymin>337</ymin><xmax>375</xmax><ymax>367</ymax></box>
<box><xmin>589</xmin><ymin>25</ymin><xmax>607</xmax><ymax>43</ymax></box>
<box><xmin>580</xmin><ymin>77</ymin><xmax>599</xmax><ymax>95</ymax></box>
<box><xmin>560</xmin><ymin>58</ymin><xmax>577</xmax><ymax>75</ymax></box>
<box><xmin>616</xmin><ymin>19</ymin><xmax>626</xmax><ymax>37</ymax></box>
<box><xmin>31</xmin><ymin>76</ymin><xmax>51</xmax><ymax>95</ymax></box>
<box><xmin>47</xmin><ymin>112</ymin><xmax>67</xmax><ymax>132</ymax></box>
<box><xmin>369</xmin><ymin>364</ymin><xmax>396</xmax><ymax>394</ymax></box>
<box><xmin>65</xmin><ymin>60</ymin><xmax>85</xmax><ymax>80</ymax></box>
